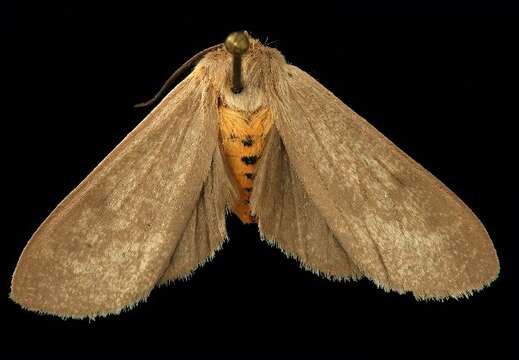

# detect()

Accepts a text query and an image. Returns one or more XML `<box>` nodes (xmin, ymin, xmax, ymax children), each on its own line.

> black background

<box><xmin>1</xmin><ymin>1</ymin><xmax>517</xmax><ymax>358</ymax></box>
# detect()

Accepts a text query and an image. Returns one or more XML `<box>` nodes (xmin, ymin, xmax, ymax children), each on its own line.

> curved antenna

<box><xmin>134</xmin><ymin>43</ymin><xmax>223</xmax><ymax>108</ymax></box>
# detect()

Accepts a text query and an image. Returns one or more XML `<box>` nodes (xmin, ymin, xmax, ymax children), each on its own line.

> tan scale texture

<box><xmin>11</xmin><ymin>37</ymin><xmax>499</xmax><ymax>319</ymax></box>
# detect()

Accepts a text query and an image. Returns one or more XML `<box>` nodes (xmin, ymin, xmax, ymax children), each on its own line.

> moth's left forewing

<box><xmin>266</xmin><ymin>63</ymin><xmax>499</xmax><ymax>299</ymax></box>
<box><xmin>10</xmin><ymin>65</ymin><xmax>227</xmax><ymax>318</ymax></box>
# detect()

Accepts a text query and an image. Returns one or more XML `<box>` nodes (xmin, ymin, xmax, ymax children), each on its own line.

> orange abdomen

<box><xmin>218</xmin><ymin>105</ymin><xmax>273</xmax><ymax>223</ymax></box>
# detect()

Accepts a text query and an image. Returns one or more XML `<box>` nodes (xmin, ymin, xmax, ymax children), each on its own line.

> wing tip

<box><xmin>9</xmin><ymin>282</ymin><xmax>154</xmax><ymax>320</ymax></box>
<box><xmin>367</xmin><ymin>259</ymin><xmax>500</xmax><ymax>302</ymax></box>
<box><xmin>413</xmin><ymin>269</ymin><xmax>500</xmax><ymax>301</ymax></box>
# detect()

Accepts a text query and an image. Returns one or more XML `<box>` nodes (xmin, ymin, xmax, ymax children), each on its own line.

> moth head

<box><xmin>134</xmin><ymin>31</ymin><xmax>287</xmax><ymax>111</ymax></box>
<box><xmin>198</xmin><ymin>31</ymin><xmax>287</xmax><ymax>113</ymax></box>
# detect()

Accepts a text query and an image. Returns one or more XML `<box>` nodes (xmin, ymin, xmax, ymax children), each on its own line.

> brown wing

<box><xmin>10</xmin><ymin>65</ymin><xmax>235</xmax><ymax>318</ymax></box>
<box><xmin>255</xmin><ymin>64</ymin><xmax>499</xmax><ymax>299</ymax></box>
<box><xmin>158</xmin><ymin>140</ymin><xmax>237</xmax><ymax>284</ymax></box>
<box><xmin>252</xmin><ymin>127</ymin><xmax>363</xmax><ymax>281</ymax></box>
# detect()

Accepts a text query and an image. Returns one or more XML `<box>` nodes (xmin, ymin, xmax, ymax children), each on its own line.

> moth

<box><xmin>11</xmin><ymin>31</ymin><xmax>500</xmax><ymax>319</ymax></box>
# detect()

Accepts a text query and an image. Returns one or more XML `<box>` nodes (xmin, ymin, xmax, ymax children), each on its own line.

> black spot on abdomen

<box><xmin>241</xmin><ymin>155</ymin><xmax>258</xmax><ymax>165</ymax></box>
<box><xmin>242</xmin><ymin>137</ymin><xmax>254</xmax><ymax>147</ymax></box>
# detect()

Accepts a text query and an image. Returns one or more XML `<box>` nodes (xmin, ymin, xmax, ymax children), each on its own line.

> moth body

<box><xmin>218</xmin><ymin>105</ymin><xmax>273</xmax><ymax>223</ymax></box>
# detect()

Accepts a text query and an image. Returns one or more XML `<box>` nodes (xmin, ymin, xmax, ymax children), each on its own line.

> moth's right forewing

<box><xmin>271</xmin><ymin>64</ymin><xmax>499</xmax><ymax>299</ymax></box>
